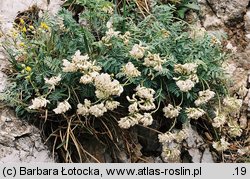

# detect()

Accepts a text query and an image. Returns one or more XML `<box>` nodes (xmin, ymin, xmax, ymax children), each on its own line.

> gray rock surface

<box><xmin>184</xmin><ymin>124</ymin><xmax>214</xmax><ymax>163</ymax></box>
<box><xmin>0</xmin><ymin>109</ymin><xmax>55</xmax><ymax>162</ymax></box>
<box><xmin>206</xmin><ymin>0</ymin><xmax>248</xmax><ymax>25</ymax></box>
<box><xmin>0</xmin><ymin>0</ymin><xmax>63</xmax><ymax>163</ymax></box>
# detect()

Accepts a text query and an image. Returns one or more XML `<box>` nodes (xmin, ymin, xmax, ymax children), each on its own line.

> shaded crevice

<box><xmin>205</xmin><ymin>0</ymin><xmax>220</xmax><ymax>19</ymax></box>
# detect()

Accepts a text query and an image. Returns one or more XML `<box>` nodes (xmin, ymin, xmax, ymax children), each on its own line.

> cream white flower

<box><xmin>174</xmin><ymin>63</ymin><xmax>198</xmax><ymax>75</ymax></box>
<box><xmin>119</xmin><ymin>31</ymin><xmax>131</xmax><ymax>45</ymax></box>
<box><xmin>188</xmin><ymin>74</ymin><xmax>199</xmax><ymax>83</ymax></box>
<box><xmin>139</xmin><ymin>113</ymin><xmax>153</xmax><ymax>126</ymax></box>
<box><xmin>163</xmin><ymin>104</ymin><xmax>181</xmax><ymax>118</ymax></box>
<box><xmin>79</xmin><ymin>74</ymin><xmax>93</xmax><ymax>84</ymax></box>
<box><xmin>105</xmin><ymin>28</ymin><xmax>120</xmax><ymax>38</ymax></box>
<box><xmin>212</xmin><ymin>113</ymin><xmax>227</xmax><ymax>128</ymax></box>
<box><xmin>162</xmin><ymin>145</ymin><xmax>181</xmax><ymax>162</ymax></box>
<box><xmin>195</xmin><ymin>89</ymin><xmax>215</xmax><ymax>106</ymax></box>
<box><xmin>118</xmin><ymin>115</ymin><xmax>139</xmax><ymax>129</ymax></box>
<box><xmin>53</xmin><ymin>100</ymin><xmax>71</xmax><ymax>114</ymax></box>
<box><xmin>94</xmin><ymin>73</ymin><xmax>123</xmax><ymax>99</ymax></box>
<box><xmin>129</xmin><ymin>43</ymin><xmax>146</xmax><ymax>59</ymax></box>
<box><xmin>89</xmin><ymin>71</ymin><xmax>100</xmax><ymax>78</ymax></box>
<box><xmin>62</xmin><ymin>59</ymin><xmax>77</xmax><ymax>72</ymax></box>
<box><xmin>101</xmin><ymin>19</ymin><xmax>120</xmax><ymax>44</ymax></box>
<box><xmin>135</xmin><ymin>85</ymin><xmax>155</xmax><ymax>100</ymax></box>
<box><xmin>64</xmin><ymin>50</ymin><xmax>101</xmax><ymax>73</ymax></box>
<box><xmin>89</xmin><ymin>103</ymin><xmax>107</xmax><ymax>117</ymax></box>
<box><xmin>72</xmin><ymin>50</ymin><xmax>89</xmax><ymax>64</ymax></box>
<box><xmin>121</xmin><ymin>62</ymin><xmax>141</xmax><ymax>78</ymax></box>
<box><xmin>77</xmin><ymin>103</ymin><xmax>89</xmax><ymax>116</ymax></box>
<box><xmin>95</xmin><ymin>90</ymin><xmax>108</xmax><ymax>99</ymax></box>
<box><xmin>185</xmin><ymin>107</ymin><xmax>205</xmax><ymax>120</ymax></box>
<box><xmin>106</xmin><ymin>19</ymin><xmax>113</xmax><ymax>29</ymax></box>
<box><xmin>44</xmin><ymin>74</ymin><xmax>62</xmax><ymax>89</ymax></box>
<box><xmin>143</xmin><ymin>52</ymin><xmax>165</xmax><ymax>71</ymax></box>
<box><xmin>138</xmin><ymin>99</ymin><xmax>156</xmax><ymax>111</ymax></box>
<box><xmin>128</xmin><ymin>102</ymin><xmax>139</xmax><ymax>114</ymax></box>
<box><xmin>158</xmin><ymin>130</ymin><xmax>187</xmax><ymax>144</ymax></box>
<box><xmin>223</xmin><ymin>97</ymin><xmax>242</xmax><ymax>113</ymax></box>
<box><xmin>28</xmin><ymin>97</ymin><xmax>50</xmax><ymax>110</ymax></box>
<box><xmin>176</xmin><ymin>79</ymin><xmax>195</xmax><ymax>92</ymax></box>
<box><xmin>175</xmin><ymin>130</ymin><xmax>188</xmax><ymax>143</ymax></box>
<box><xmin>158</xmin><ymin>132</ymin><xmax>175</xmax><ymax>143</ymax></box>
<box><xmin>238</xmin><ymin>86</ymin><xmax>248</xmax><ymax>98</ymax></box>
<box><xmin>212</xmin><ymin>137</ymin><xmax>229</xmax><ymax>151</ymax></box>
<box><xmin>228</xmin><ymin>121</ymin><xmax>242</xmax><ymax>137</ymax></box>
<box><xmin>77</xmin><ymin>99</ymin><xmax>91</xmax><ymax>116</ymax></box>
<box><xmin>102</xmin><ymin>5</ymin><xmax>114</xmax><ymax>14</ymax></box>
<box><xmin>105</xmin><ymin>100</ymin><xmax>120</xmax><ymax>111</ymax></box>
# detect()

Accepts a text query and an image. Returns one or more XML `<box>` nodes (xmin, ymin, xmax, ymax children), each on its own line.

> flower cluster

<box><xmin>223</xmin><ymin>97</ymin><xmax>242</xmax><ymax>113</ymax></box>
<box><xmin>94</xmin><ymin>73</ymin><xmax>123</xmax><ymax>99</ymax></box>
<box><xmin>89</xmin><ymin>103</ymin><xmax>108</xmax><ymax>117</ymax></box>
<box><xmin>121</xmin><ymin>62</ymin><xmax>141</xmax><ymax>78</ymax></box>
<box><xmin>161</xmin><ymin>145</ymin><xmax>181</xmax><ymax>163</ymax></box>
<box><xmin>158</xmin><ymin>130</ymin><xmax>187</xmax><ymax>144</ymax></box>
<box><xmin>129</xmin><ymin>43</ymin><xmax>146</xmax><ymax>59</ymax></box>
<box><xmin>44</xmin><ymin>74</ymin><xmax>62</xmax><ymax>90</ymax></box>
<box><xmin>119</xmin><ymin>31</ymin><xmax>131</xmax><ymax>45</ymax></box>
<box><xmin>228</xmin><ymin>121</ymin><xmax>242</xmax><ymax>137</ymax></box>
<box><xmin>101</xmin><ymin>4</ymin><xmax>114</xmax><ymax>14</ymax></box>
<box><xmin>174</xmin><ymin>63</ymin><xmax>199</xmax><ymax>92</ymax></box>
<box><xmin>118</xmin><ymin>112</ymin><xmax>154</xmax><ymax>129</ymax></box>
<box><xmin>62</xmin><ymin>50</ymin><xmax>101</xmax><ymax>77</ymax></box>
<box><xmin>175</xmin><ymin>79</ymin><xmax>195</xmax><ymax>92</ymax></box>
<box><xmin>143</xmin><ymin>52</ymin><xmax>166</xmax><ymax>71</ymax></box>
<box><xmin>118</xmin><ymin>85</ymin><xmax>156</xmax><ymax>128</ymax></box>
<box><xmin>174</xmin><ymin>63</ymin><xmax>198</xmax><ymax>75</ymax></box>
<box><xmin>185</xmin><ymin>107</ymin><xmax>205</xmax><ymax>120</ymax></box>
<box><xmin>194</xmin><ymin>89</ymin><xmax>215</xmax><ymax>106</ymax></box>
<box><xmin>158</xmin><ymin>129</ymin><xmax>188</xmax><ymax>162</ymax></box>
<box><xmin>76</xmin><ymin>73</ymin><xmax>123</xmax><ymax>117</ymax></box>
<box><xmin>62</xmin><ymin>50</ymin><xmax>123</xmax><ymax>117</ymax></box>
<box><xmin>53</xmin><ymin>100</ymin><xmax>71</xmax><ymax>114</ymax></box>
<box><xmin>28</xmin><ymin>97</ymin><xmax>50</xmax><ymax>110</ymax></box>
<box><xmin>77</xmin><ymin>99</ymin><xmax>120</xmax><ymax>117</ymax></box>
<box><xmin>212</xmin><ymin>112</ymin><xmax>227</xmax><ymax>128</ymax></box>
<box><xmin>102</xmin><ymin>19</ymin><xmax>120</xmax><ymax>45</ymax></box>
<box><xmin>163</xmin><ymin>104</ymin><xmax>181</xmax><ymax>118</ymax></box>
<box><xmin>212</xmin><ymin>137</ymin><xmax>229</xmax><ymax>151</ymax></box>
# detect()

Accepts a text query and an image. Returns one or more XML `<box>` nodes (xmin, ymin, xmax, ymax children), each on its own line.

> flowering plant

<box><xmin>1</xmin><ymin>1</ymin><xmax>245</xmax><ymax>162</ymax></box>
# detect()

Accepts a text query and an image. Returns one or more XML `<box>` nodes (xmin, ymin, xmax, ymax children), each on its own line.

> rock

<box><xmin>183</xmin><ymin>123</ymin><xmax>214</xmax><ymax>163</ymax></box>
<box><xmin>244</xmin><ymin>9</ymin><xmax>250</xmax><ymax>35</ymax></box>
<box><xmin>201</xmin><ymin>148</ymin><xmax>214</xmax><ymax>163</ymax></box>
<box><xmin>206</xmin><ymin>0</ymin><xmax>248</xmax><ymax>26</ymax></box>
<box><xmin>198</xmin><ymin>0</ymin><xmax>225</xmax><ymax>32</ymax></box>
<box><xmin>0</xmin><ymin>0</ymin><xmax>63</xmax><ymax>163</ymax></box>
<box><xmin>0</xmin><ymin>109</ymin><xmax>55</xmax><ymax>162</ymax></box>
<box><xmin>0</xmin><ymin>0</ymin><xmax>64</xmax><ymax>31</ymax></box>
<box><xmin>0</xmin><ymin>72</ymin><xmax>7</xmax><ymax>92</ymax></box>
<box><xmin>188</xmin><ymin>148</ymin><xmax>202</xmax><ymax>163</ymax></box>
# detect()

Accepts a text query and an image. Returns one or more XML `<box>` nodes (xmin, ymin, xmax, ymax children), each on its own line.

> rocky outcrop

<box><xmin>0</xmin><ymin>0</ymin><xmax>63</xmax><ymax>163</ymax></box>
<box><xmin>206</xmin><ymin>0</ymin><xmax>248</xmax><ymax>26</ymax></box>
<box><xmin>0</xmin><ymin>109</ymin><xmax>55</xmax><ymax>162</ymax></box>
<box><xmin>194</xmin><ymin>0</ymin><xmax>250</xmax><ymax>162</ymax></box>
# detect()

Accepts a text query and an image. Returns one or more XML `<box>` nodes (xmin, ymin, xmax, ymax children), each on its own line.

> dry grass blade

<box><xmin>69</xmin><ymin>130</ymin><xmax>101</xmax><ymax>163</ymax></box>
<box><xmin>134</xmin><ymin>0</ymin><xmax>151</xmax><ymax>17</ymax></box>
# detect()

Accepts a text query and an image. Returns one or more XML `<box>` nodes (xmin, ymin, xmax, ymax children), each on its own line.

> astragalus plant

<box><xmin>1</xmin><ymin>1</ymin><xmax>243</xmax><ymax>162</ymax></box>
